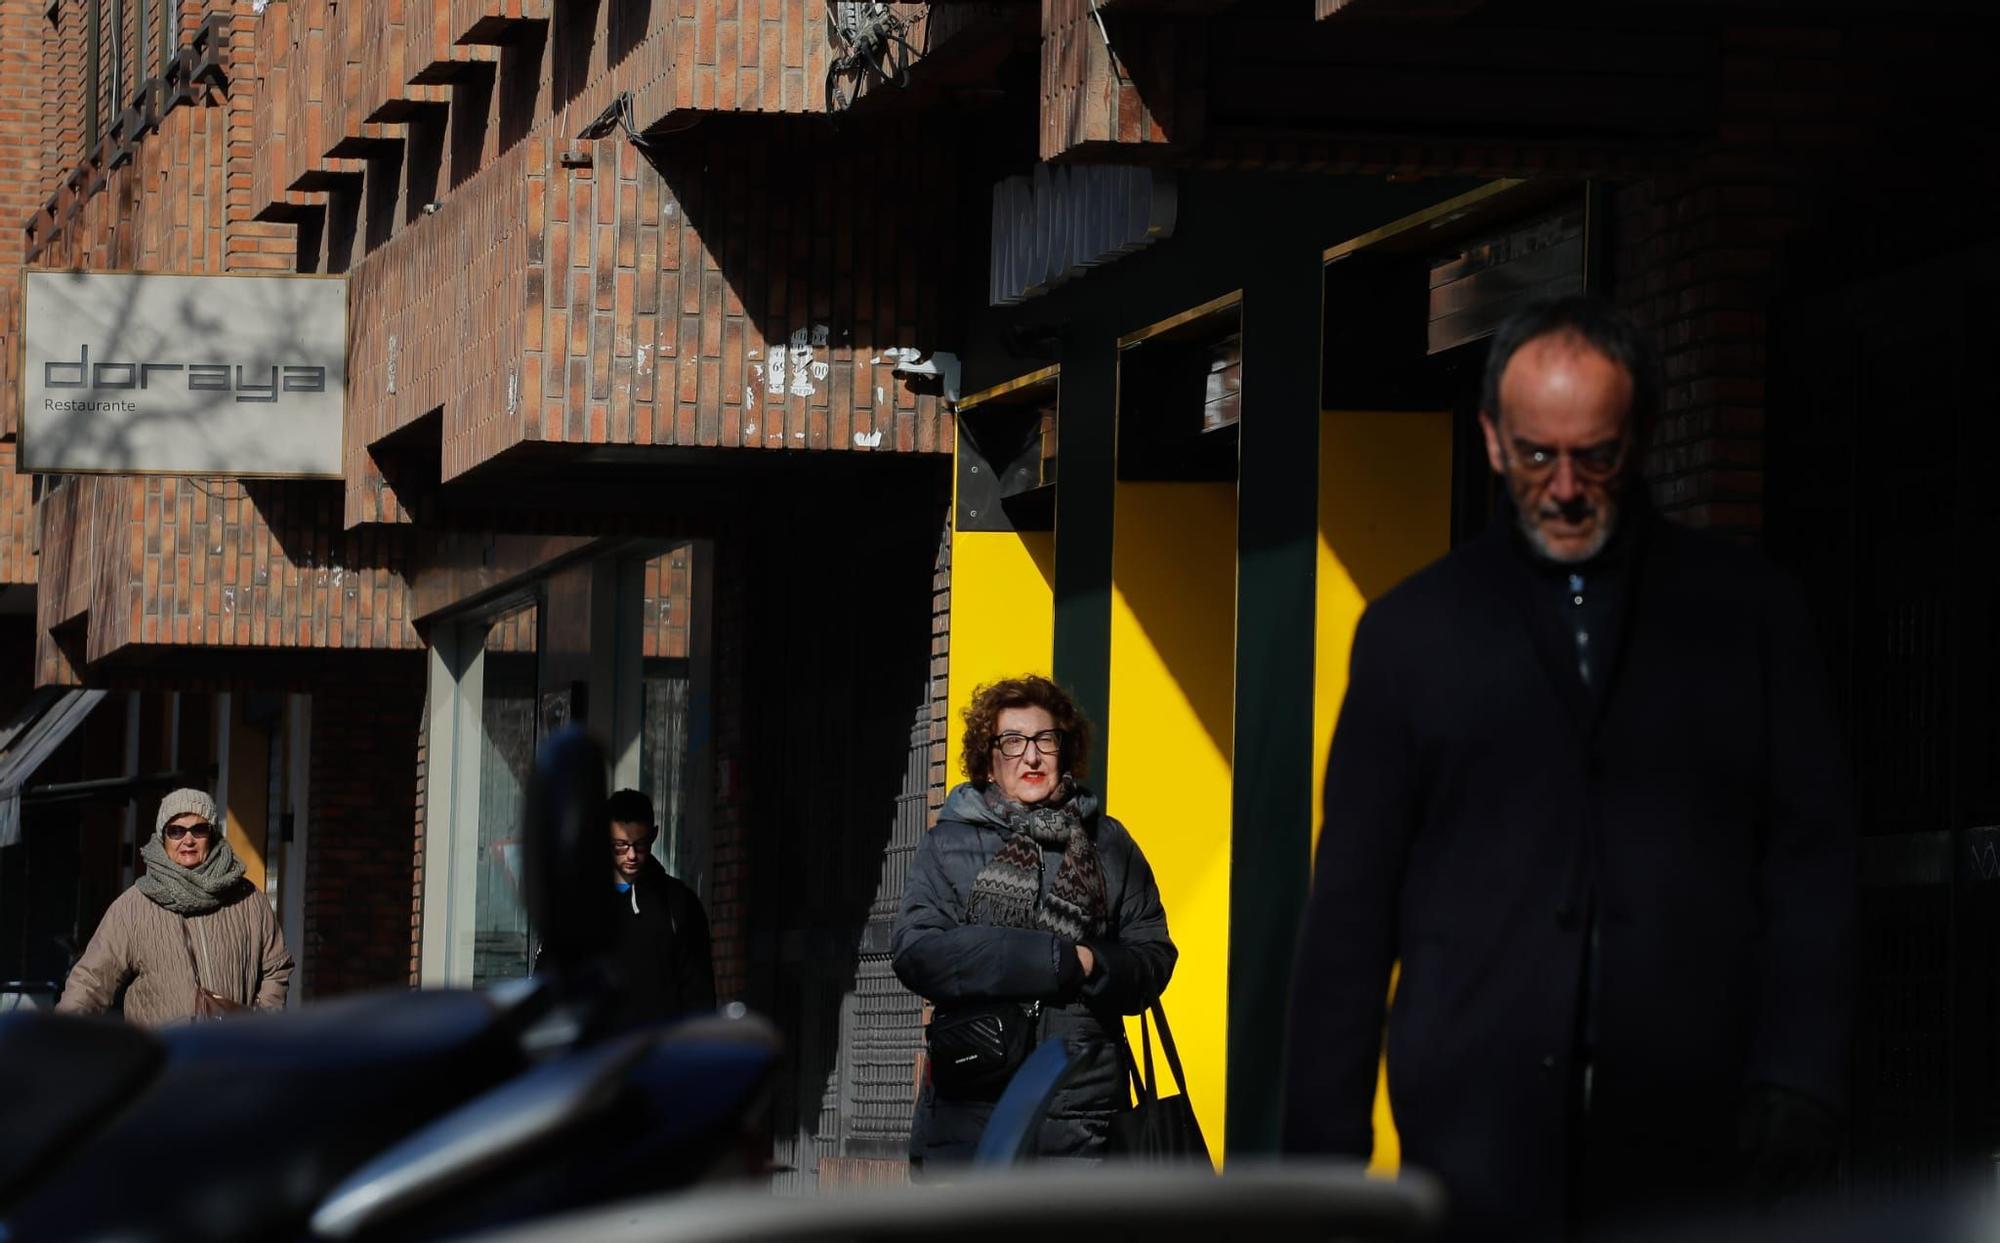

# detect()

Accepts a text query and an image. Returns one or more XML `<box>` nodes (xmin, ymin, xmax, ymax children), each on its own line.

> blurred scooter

<box><xmin>0</xmin><ymin>728</ymin><xmax>779</xmax><ymax>1243</ymax></box>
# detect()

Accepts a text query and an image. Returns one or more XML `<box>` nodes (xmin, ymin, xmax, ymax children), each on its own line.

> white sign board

<box><xmin>21</xmin><ymin>270</ymin><xmax>346</xmax><ymax>477</ymax></box>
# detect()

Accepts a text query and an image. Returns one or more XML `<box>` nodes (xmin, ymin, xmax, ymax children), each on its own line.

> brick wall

<box><xmin>640</xmin><ymin>543</ymin><xmax>690</xmax><ymax>660</ymax></box>
<box><xmin>255</xmin><ymin>0</ymin><xmax>934</xmax><ymax>237</ymax></box>
<box><xmin>19</xmin><ymin>1</ymin><xmax>423</xmax><ymax>683</ymax></box>
<box><xmin>0</xmin><ymin>443</ymin><xmax>33</xmax><ymax>587</ymax></box>
<box><xmin>341</xmin><ymin>113</ymin><xmax>957</xmax><ymax>525</ymax></box>
<box><xmin>34</xmin><ymin>476</ymin><xmax>421</xmax><ymax>685</ymax></box>
<box><xmin>303</xmin><ymin>652</ymin><xmax>427</xmax><ymax>997</ymax></box>
<box><xmin>1610</xmin><ymin>21</ymin><xmax>1996</xmax><ymax>538</ymax></box>
<box><xmin>1041</xmin><ymin>0</ymin><xmax>1194</xmax><ymax>161</ymax></box>
<box><xmin>0</xmin><ymin>0</ymin><xmax>44</xmax><ymax>443</ymax></box>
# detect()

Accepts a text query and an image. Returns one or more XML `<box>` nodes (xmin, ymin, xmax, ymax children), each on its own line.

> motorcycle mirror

<box><xmin>523</xmin><ymin>726</ymin><xmax>617</xmax><ymax>979</ymax></box>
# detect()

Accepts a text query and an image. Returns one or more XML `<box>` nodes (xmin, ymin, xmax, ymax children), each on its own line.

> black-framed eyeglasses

<box><xmin>992</xmin><ymin>730</ymin><xmax>1064</xmax><ymax>759</ymax></box>
<box><xmin>163</xmin><ymin>822</ymin><xmax>215</xmax><ymax>841</ymax></box>
<box><xmin>610</xmin><ymin>840</ymin><xmax>645</xmax><ymax>856</ymax></box>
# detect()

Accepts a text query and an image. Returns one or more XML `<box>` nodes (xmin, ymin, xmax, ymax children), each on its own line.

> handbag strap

<box><xmin>1148</xmin><ymin>1000</ymin><xmax>1195</xmax><ymax>1101</ymax></box>
<box><xmin>1116</xmin><ymin>1011</ymin><xmax>1155</xmax><ymax>1104</ymax></box>
<box><xmin>1141</xmin><ymin>1008</ymin><xmax>1158</xmax><ymax>1094</ymax></box>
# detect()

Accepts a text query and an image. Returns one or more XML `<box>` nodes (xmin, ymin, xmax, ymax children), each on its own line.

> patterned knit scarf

<box><xmin>137</xmin><ymin>831</ymin><xmax>249</xmax><ymax>915</ymax></box>
<box><xmin>965</xmin><ymin>779</ymin><xmax>1107</xmax><ymax>942</ymax></box>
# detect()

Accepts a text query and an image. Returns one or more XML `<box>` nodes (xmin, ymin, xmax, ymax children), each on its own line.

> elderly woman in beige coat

<box><xmin>58</xmin><ymin>788</ymin><xmax>293</xmax><ymax>1026</ymax></box>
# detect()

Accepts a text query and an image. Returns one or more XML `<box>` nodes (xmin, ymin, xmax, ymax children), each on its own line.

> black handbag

<box><xmin>1109</xmin><ymin>1000</ymin><xmax>1211</xmax><ymax>1164</ymax></box>
<box><xmin>927</xmin><ymin>999</ymin><xmax>1039</xmax><ymax>1100</ymax></box>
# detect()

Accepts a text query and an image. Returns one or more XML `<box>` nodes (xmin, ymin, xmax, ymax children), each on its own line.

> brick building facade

<box><xmin>3</xmin><ymin>0</ymin><xmax>1996</xmax><ymax>1192</ymax></box>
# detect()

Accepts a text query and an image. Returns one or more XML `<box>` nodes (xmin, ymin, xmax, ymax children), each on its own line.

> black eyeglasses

<box><xmin>992</xmin><ymin>730</ymin><xmax>1063</xmax><ymax>759</ymax></box>
<box><xmin>163</xmin><ymin>822</ymin><xmax>215</xmax><ymax>841</ymax></box>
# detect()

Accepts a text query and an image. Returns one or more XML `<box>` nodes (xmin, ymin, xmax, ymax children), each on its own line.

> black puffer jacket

<box><xmin>609</xmin><ymin>857</ymin><xmax>716</xmax><ymax>1030</ymax></box>
<box><xmin>892</xmin><ymin>782</ymin><xmax>1176</xmax><ymax>1166</ymax></box>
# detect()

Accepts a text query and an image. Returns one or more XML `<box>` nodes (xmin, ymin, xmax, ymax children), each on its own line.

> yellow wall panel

<box><xmin>944</xmin><ymin>527</ymin><xmax>1056</xmax><ymax>783</ymax></box>
<box><xmin>1312</xmin><ymin>409</ymin><xmax>1453</xmax><ymax>1175</ymax></box>
<box><xmin>1107</xmin><ymin>480</ymin><xmax>1237</xmax><ymax>1162</ymax></box>
<box><xmin>226</xmin><ymin>695</ymin><xmax>270</xmax><ymax>893</ymax></box>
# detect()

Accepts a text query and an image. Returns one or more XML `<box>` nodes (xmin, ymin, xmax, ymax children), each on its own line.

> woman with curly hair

<box><xmin>893</xmin><ymin>674</ymin><xmax>1176</xmax><ymax>1169</ymax></box>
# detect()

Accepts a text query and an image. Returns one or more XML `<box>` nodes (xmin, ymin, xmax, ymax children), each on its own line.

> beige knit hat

<box><xmin>155</xmin><ymin>788</ymin><xmax>217</xmax><ymax>836</ymax></box>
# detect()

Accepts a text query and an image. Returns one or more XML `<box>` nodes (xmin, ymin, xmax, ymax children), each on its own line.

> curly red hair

<box><xmin>959</xmin><ymin>675</ymin><xmax>1092</xmax><ymax>787</ymax></box>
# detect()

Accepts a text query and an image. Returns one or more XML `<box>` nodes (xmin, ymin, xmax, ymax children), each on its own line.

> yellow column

<box><xmin>225</xmin><ymin>695</ymin><xmax>272</xmax><ymax>893</ymax></box>
<box><xmin>1107</xmin><ymin>479</ymin><xmax>1238</xmax><ymax>1160</ymax></box>
<box><xmin>1313</xmin><ymin>409</ymin><xmax>1454</xmax><ymax>1174</ymax></box>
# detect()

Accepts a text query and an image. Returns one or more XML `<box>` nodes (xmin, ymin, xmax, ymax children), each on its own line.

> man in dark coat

<box><xmin>1282</xmin><ymin>297</ymin><xmax>1855</xmax><ymax>1240</ymax></box>
<box><xmin>604</xmin><ymin>788</ymin><xmax>715</xmax><ymax>1028</ymax></box>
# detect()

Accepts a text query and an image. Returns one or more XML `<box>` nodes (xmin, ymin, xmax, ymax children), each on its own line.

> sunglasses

<box><xmin>163</xmin><ymin>822</ymin><xmax>215</xmax><ymax>841</ymax></box>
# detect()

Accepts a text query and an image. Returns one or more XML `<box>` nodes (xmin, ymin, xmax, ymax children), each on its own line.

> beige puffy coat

<box><xmin>56</xmin><ymin>885</ymin><xmax>293</xmax><ymax>1026</ymax></box>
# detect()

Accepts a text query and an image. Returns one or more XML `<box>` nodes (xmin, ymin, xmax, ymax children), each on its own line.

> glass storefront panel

<box><xmin>635</xmin><ymin>546</ymin><xmax>693</xmax><ymax>882</ymax></box>
<box><xmin>473</xmin><ymin>601</ymin><xmax>539</xmax><ymax>986</ymax></box>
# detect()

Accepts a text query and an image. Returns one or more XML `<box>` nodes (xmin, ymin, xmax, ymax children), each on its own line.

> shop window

<box><xmin>1321</xmin><ymin>179</ymin><xmax>1602</xmax><ymax>546</ymax></box>
<box><xmin>417</xmin><ymin>592</ymin><xmax>547</xmax><ymax>987</ymax></box>
<box><xmin>609</xmin><ymin>541</ymin><xmax>714</xmax><ymax>906</ymax></box>
<box><xmin>634</xmin><ymin>546</ymin><xmax>694</xmax><ymax>879</ymax></box>
<box><xmin>423</xmin><ymin>545</ymin><xmax>713</xmax><ymax>986</ymax></box>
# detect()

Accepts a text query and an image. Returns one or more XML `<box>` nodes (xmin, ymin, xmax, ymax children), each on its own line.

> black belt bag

<box><xmin>927</xmin><ymin>1000</ymin><xmax>1040</xmax><ymax>1100</ymax></box>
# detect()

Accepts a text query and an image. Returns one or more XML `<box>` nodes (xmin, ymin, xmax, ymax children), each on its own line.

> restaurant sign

<box><xmin>21</xmin><ymin>270</ymin><xmax>346</xmax><ymax>477</ymax></box>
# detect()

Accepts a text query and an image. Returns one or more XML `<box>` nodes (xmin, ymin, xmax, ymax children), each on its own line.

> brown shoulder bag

<box><xmin>181</xmin><ymin>917</ymin><xmax>246</xmax><ymax>1020</ymax></box>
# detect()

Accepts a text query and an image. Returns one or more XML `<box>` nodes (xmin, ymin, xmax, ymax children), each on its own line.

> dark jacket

<box><xmin>893</xmin><ymin>782</ymin><xmax>1177</xmax><ymax>1166</ymax></box>
<box><xmin>608</xmin><ymin>856</ymin><xmax>715</xmax><ymax>1030</ymax></box>
<box><xmin>1282</xmin><ymin>510</ymin><xmax>1855</xmax><ymax>1239</ymax></box>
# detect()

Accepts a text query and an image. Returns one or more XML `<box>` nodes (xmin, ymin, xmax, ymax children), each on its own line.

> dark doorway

<box><xmin>1768</xmin><ymin>241</ymin><xmax>2000</xmax><ymax>1197</ymax></box>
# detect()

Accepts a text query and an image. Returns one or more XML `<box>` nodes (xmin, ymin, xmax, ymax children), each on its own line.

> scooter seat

<box><xmin>312</xmin><ymin>1009</ymin><xmax>784</xmax><ymax>1240</ymax></box>
<box><xmin>0</xmin><ymin>986</ymin><xmax>529</xmax><ymax>1243</ymax></box>
<box><xmin>0</xmin><ymin>1011</ymin><xmax>165</xmax><ymax>1208</ymax></box>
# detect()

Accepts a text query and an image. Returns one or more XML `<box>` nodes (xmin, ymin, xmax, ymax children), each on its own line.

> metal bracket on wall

<box><xmin>956</xmin><ymin>410</ymin><xmax>1051</xmax><ymax>533</ymax></box>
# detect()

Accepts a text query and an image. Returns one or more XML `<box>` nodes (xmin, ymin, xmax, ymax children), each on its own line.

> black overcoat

<box><xmin>893</xmin><ymin>782</ymin><xmax>1177</xmax><ymax>1166</ymax></box>
<box><xmin>1282</xmin><ymin>510</ymin><xmax>1855</xmax><ymax>1239</ymax></box>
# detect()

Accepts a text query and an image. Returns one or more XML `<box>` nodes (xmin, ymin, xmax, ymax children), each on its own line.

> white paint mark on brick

<box><xmin>386</xmin><ymin>335</ymin><xmax>398</xmax><ymax>395</ymax></box>
<box><xmin>766</xmin><ymin>346</ymin><xmax>786</xmax><ymax>396</ymax></box>
<box><xmin>744</xmin><ymin>422</ymin><xmax>757</xmax><ymax>437</ymax></box>
<box><xmin>744</xmin><ymin>386</ymin><xmax>755</xmax><ymax>408</ymax></box>
<box><xmin>810</xmin><ymin>361</ymin><xmax>829</xmax><ymax>382</ymax></box>
<box><xmin>788</xmin><ymin>328</ymin><xmax>816</xmax><ymax>398</ymax></box>
<box><xmin>875</xmin><ymin>386</ymin><xmax>885</xmax><ymax>405</ymax></box>
<box><xmin>506</xmin><ymin>369</ymin><xmax>520</xmax><ymax>415</ymax></box>
<box><xmin>637</xmin><ymin>345</ymin><xmax>652</xmax><ymax>377</ymax></box>
<box><xmin>854</xmin><ymin>430</ymin><xmax>885</xmax><ymax>448</ymax></box>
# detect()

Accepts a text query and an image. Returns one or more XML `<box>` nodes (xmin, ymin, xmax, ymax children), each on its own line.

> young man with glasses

<box><xmin>600</xmin><ymin>788</ymin><xmax>715</xmax><ymax>1029</ymax></box>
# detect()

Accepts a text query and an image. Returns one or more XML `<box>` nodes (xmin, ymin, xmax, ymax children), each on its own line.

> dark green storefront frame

<box><xmin>960</xmin><ymin>170</ymin><xmax>1480</xmax><ymax>1155</ymax></box>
